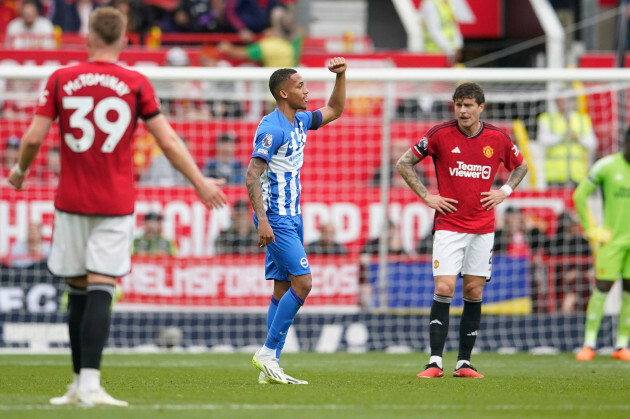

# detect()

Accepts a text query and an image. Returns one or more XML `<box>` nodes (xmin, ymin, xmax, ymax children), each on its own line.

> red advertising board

<box><xmin>413</xmin><ymin>0</ymin><xmax>504</xmax><ymax>39</ymax></box>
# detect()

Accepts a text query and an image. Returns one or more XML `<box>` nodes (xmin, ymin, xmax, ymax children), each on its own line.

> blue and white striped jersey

<box><xmin>251</xmin><ymin>108</ymin><xmax>322</xmax><ymax>216</ymax></box>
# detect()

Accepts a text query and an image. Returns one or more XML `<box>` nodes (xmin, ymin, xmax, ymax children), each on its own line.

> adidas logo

<box><xmin>451</xmin><ymin>146</ymin><xmax>461</xmax><ymax>153</ymax></box>
<box><xmin>467</xmin><ymin>330</ymin><xmax>479</xmax><ymax>336</ymax></box>
<box><xmin>429</xmin><ymin>319</ymin><xmax>442</xmax><ymax>325</ymax></box>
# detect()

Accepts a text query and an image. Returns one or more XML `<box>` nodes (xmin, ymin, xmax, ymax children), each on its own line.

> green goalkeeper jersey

<box><xmin>573</xmin><ymin>152</ymin><xmax>630</xmax><ymax>246</ymax></box>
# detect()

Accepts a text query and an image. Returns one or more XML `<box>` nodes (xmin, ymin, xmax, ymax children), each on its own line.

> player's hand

<box><xmin>8</xmin><ymin>164</ymin><xmax>26</xmax><ymax>190</ymax></box>
<box><xmin>257</xmin><ymin>218</ymin><xmax>275</xmax><ymax>247</ymax></box>
<box><xmin>328</xmin><ymin>57</ymin><xmax>347</xmax><ymax>73</ymax></box>
<box><xmin>586</xmin><ymin>227</ymin><xmax>612</xmax><ymax>245</ymax></box>
<box><xmin>196</xmin><ymin>177</ymin><xmax>228</xmax><ymax>209</ymax></box>
<box><xmin>480</xmin><ymin>189</ymin><xmax>508</xmax><ymax>211</ymax></box>
<box><xmin>424</xmin><ymin>193</ymin><xmax>458</xmax><ymax>215</ymax></box>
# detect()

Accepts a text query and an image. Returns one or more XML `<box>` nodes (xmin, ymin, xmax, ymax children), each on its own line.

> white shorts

<box><xmin>432</xmin><ymin>230</ymin><xmax>494</xmax><ymax>279</ymax></box>
<box><xmin>48</xmin><ymin>210</ymin><xmax>134</xmax><ymax>278</ymax></box>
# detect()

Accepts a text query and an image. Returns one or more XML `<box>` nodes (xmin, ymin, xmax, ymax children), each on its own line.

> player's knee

<box><xmin>66</xmin><ymin>277</ymin><xmax>87</xmax><ymax>289</ymax></box>
<box><xmin>291</xmin><ymin>274</ymin><xmax>312</xmax><ymax>299</ymax></box>
<box><xmin>434</xmin><ymin>283</ymin><xmax>455</xmax><ymax>297</ymax></box>
<box><xmin>462</xmin><ymin>284</ymin><xmax>483</xmax><ymax>300</ymax></box>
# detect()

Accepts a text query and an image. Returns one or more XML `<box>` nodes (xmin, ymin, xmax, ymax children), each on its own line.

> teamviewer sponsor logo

<box><xmin>449</xmin><ymin>161</ymin><xmax>491</xmax><ymax>179</ymax></box>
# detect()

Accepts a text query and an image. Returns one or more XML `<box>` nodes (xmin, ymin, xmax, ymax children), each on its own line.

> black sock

<box><xmin>458</xmin><ymin>298</ymin><xmax>482</xmax><ymax>362</ymax></box>
<box><xmin>67</xmin><ymin>286</ymin><xmax>87</xmax><ymax>374</ymax></box>
<box><xmin>80</xmin><ymin>285</ymin><xmax>113</xmax><ymax>370</ymax></box>
<box><xmin>429</xmin><ymin>294</ymin><xmax>452</xmax><ymax>357</ymax></box>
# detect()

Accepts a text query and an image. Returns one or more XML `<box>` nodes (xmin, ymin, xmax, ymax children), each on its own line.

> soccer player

<box><xmin>247</xmin><ymin>57</ymin><xmax>347</xmax><ymax>384</ymax></box>
<box><xmin>7</xmin><ymin>7</ymin><xmax>227</xmax><ymax>406</ymax></box>
<box><xmin>396</xmin><ymin>82</ymin><xmax>528</xmax><ymax>378</ymax></box>
<box><xmin>573</xmin><ymin>128</ymin><xmax>630</xmax><ymax>361</ymax></box>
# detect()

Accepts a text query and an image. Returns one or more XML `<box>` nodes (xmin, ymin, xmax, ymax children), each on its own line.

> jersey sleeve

<box><xmin>34</xmin><ymin>71</ymin><xmax>59</xmax><ymax>120</ymax></box>
<box><xmin>412</xmin><ymin>128</ymin><xmax>439</xmax><ymax>159</ymax></box>
<box><xmin>137</xmin><ymin>75</ymin><xmax>161</xmax><ymax>120</ymax></box>
<box><xmin>251</xmin><ymin>124</ymin><xmax>283</xmax><ymax>163</ymax></box>
<box><xmin>500</xmin><ymin>132</ymin><xmax>524</xmax><ymax>171</ymax></box>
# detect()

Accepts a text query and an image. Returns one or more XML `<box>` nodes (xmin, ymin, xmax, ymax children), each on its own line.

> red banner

<box><xmin>413</xmin><ymin>0</ymin><xmax>504</xmax><ymax>39</ymax></box>
<box><xmin>119</xmin><ymin>255</ymin><xmax>359</xmax><ymax>309</ymax></box>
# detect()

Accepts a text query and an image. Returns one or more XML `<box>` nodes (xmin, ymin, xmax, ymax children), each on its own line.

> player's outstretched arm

<box><xmin>480</xmin><ymin>160</ymin><xmax>528</xmax><ymax>210</ymax></box>
<box><xmin>145</xmin><ymin>114</ymin><xmax>227</xmax><ymax>208</ymax></box>
<box><xmin>8</xmin><ymin>115</ymin><xmax>52</xmax><ymax>190</ymax></box>
<box><xmin>318</xmin><ymin>57</ymin><xmax>347</xmax><ymax>127</ymax></box>
<box><xmin>245</xmin><ymin>157</ymin><xmax>275</xmax><ymax>247</ymax></box>
<box><xmin>396</xmin><ymin>149</ymin><xmax>458</xmax><ymax>215</ymax></box>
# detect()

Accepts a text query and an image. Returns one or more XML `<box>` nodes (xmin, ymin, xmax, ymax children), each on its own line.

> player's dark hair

<box><xmin>269</xmin><ymin>68</ymin><xmax>297</xmax><ymax>100</ymax></box>
<box><xmin>453</xmin><ymin>82</ymin><xmax>485</xmax><ymax>105</ymax></box>
<box><xmin>89</xmin><ymin>7</ymin><xmax>126</xmax><ymax>45</ymax></box>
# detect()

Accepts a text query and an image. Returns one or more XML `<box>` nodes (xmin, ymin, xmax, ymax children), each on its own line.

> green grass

<box><xmin>0</xmin><ymin>352</ymin><xmax>629</xmax><ymax>419</ymax></box>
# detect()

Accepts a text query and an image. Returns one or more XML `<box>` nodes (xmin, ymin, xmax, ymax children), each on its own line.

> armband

<box><xmin>500</xmin><ymin>185</ymin><xmax>513</xmax><ymax>197</ymax></box>
<box><xmin>13</xmin><ymin>164</ymin><xmax>26</xmax><ymax>176</ymax></box>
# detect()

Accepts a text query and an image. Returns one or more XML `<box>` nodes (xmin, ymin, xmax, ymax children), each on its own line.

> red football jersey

<box><xmin>36</xmin><ymin>61</ymin><xmax>160</xmax><ymax>215</ymax></box>
<box><xmin>412</xmin><ymin>120</ymin><xmax>524</xmax><ymax>234</ymax></box>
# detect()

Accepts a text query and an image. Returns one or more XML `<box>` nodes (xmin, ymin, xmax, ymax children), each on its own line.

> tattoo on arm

<box><xmin>506</xmin><ymin>161</ymin><xmax>528</xmax><ymax>190</ymax></box>
<box><xmin>245</xmin><ymin>158</ymin><xmax>268</xmax><ymax>219</ymax></box>
<box><xmin>396</xmin><ymin>150</ymin><xmax>428</xmax><ymax>199</ymax></box>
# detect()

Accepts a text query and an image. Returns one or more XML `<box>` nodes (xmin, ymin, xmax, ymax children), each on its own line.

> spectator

<box><xmin>215</xmin><ymin>199</ymin><xmax>261</xmax><ymax>255</ymax></box>
<box><xmin>132</xmin><ymin>212</ymin><xmax>177</xmax><ymax>256</ymax></box>
<box><xmin>139</xmin><ymin>137</ymin><xmax>191</xmax><ymax>187</ymax></box>
<box><xmin>494</xmin><ymin>207</ymin><xmax>547</xmax><ymax>257</ymax></box>
<box><xmin>371</xmin><ymin>139</ymin><xmax>429</xmax><ymax>188</ymax></box>
<box><xmin>360</xmin><ymin>220</ymin><xmax>406</xmax><ymax>255</ymax></box>
<box><xmin>5</xmin><ymin>0</ymin><xmax>54</xmax><ymax>49</ymax></box>
<box><xmin>9</xmin><ymin>222</ymin><xmax>51</xmax><ymax>268</ymax></box>
<box><xmin>1</xmin><ymin>135</ymin><xmax>20</xmax><ymax>178</ymax></box>
<box><xmin>202</xmin><ymin>132</ymin><xmax>245</xmax><ymax>184</ymax></box>
<box><xmin>38</xmin><ymin>145</ymin><xmax>61</xmax><ymax>186</ymax></box>
<box><xmin>419</xmin><ymin>0</ymin><xmax>463</xmax><ymax>64</ymax></box>
<box><xmin>156</xmin><ymin>46</ymin><xmax>211</xmax><ymax>120</ymax></box>
<box><xmin>224</xmin><ymin>0</ymin><xmax>292</xmax><ymax>42</ymax></box>
<box><xmin>160</xmin><ymin>0</ymin><xmax>225</xmax><ymax>33</ymax></box>
<box><xmin>51</xmin><ymin>0</ymin><xmax>96</xmax><ymax>35</ymax></box>
<box><xmin>305</xmin><ymin>222</ymin><xmax>348</xmax><ymax>255</ymax></box>
<box><xmin>109</xmin><ymin>0</ymin><xmax>154</xmax><ymax>41</ymax></box>
<box><xmin>536</xmin><ymin>96</ymin><xmax>597</xmax><ymax>187</ymax></box>
<box><xmin>547</xmin><ymin>211</ymin><xmax>592</xmax><ymax>313</ymax></box>
<box><xmin>198</xmin><ymin>45</ymin><xmax>244</xmax><ymax>118</ymax></box>
<box><xmin>218</xmin><ymin>2</ymin><xmax>302</xmax><ymax>67</ymax></box>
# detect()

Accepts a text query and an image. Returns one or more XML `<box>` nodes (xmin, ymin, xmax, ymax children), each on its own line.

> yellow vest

<box><xmin>539</xmin><ymin>111</ymin><xmax>591</xmax><ymax>184</ymax></box>
<box><xmin>422</xmin><ymin>0</ymin><xmax>459</xmax><ymax>53</ymax></box>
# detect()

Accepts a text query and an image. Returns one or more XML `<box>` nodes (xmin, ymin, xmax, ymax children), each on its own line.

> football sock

<box><xmin>615</xmin><ymin>291</ymin><xmax>630</xmax><ymax>349</ymax></box>
<box><xmin>266</xmin><ymin>296</ymin><xmax>285</xmax><ymax>359</ymax></box>
<box><xmin>67</xmin><ymin>285</ymin><xmax>87</xmax><ymax>375</ymax></box>
<box><xmin>429</xmin><ymin>294</ymin><xmax>452</xmax><ymax>358</ymax></box>
<box><xmin>584</xmin><ymin>288</ymin><xmax>607</xmax><ymax>348</ymax></box>
<box><xmin>458</xmin><ymin>298</ymin><xmax>482</xmax><ymax>362</ymax></box>
<box><xmin>81</xmin><ymin>284</ymin><xmax>114</xmax><ymax>370</ymax></box>
<box><xmin>264</xmin><ymin>287</ymin><xmax>303</xmax><ymax>350</ymax></box>
<box><xmin>429</xmin><ymin>356</ymin><xmax>443</xmax><ymax>369</ymax></box>
<box><xmin>79</xmin><ymin>368</ymin><xmax>100</xmax><ymax>392</ymax></box>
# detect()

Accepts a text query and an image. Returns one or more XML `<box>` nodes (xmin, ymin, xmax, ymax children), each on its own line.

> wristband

<box><xmin>13</xmin><ymin>164</ymin><xmax>26</xmax><ymax>176</ymax></box>
<box><xmin>500</xmin><ymin>185</ymin><xmax>513</xmax><ymax>197</ymax></box>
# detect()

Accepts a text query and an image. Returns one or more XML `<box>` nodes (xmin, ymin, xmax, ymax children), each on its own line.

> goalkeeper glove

<box><xmin>585</xmin><ymin>227</ymin><xmax>612</xmax><ymax>245</ymax></box>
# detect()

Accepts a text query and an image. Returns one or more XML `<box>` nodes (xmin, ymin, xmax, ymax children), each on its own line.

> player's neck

<box><xmin>459</xmin><ymin>121</ymin><xmax>482</xmax><ymax>137</ymax></box>
<box><xmin>89</xmin><ymin>49</ymin><xmax>121</xmax><ymax>64</ymax></box>
<box><xmin>276</xmin><ymin>103</ymin><xmax>297</xmax><ymax>125</ymax></box>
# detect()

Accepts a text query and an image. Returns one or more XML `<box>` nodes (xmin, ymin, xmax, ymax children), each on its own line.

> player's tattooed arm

<box><xmin>396</xmin><ymin>149</ymin><xmax>428</xmax><ymax>198</ymax></box>
<box><xmin>506</xmin><ymin>160</ymin><xmax>528</xmax><ymax>190</ymax></box>
<box><xmin>396</xmin><ymin>149</ymin><xmax>458</xmax><ymax>215</ymax></box>
<box><xmin>246</xmin><ymin>157</ymin><xmax>275</xmax><ymax>246</ymax></box>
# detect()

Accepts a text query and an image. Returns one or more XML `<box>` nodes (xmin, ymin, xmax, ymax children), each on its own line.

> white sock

<box><xmin>79</xmin><ymin>368</ymin><xmax>101</xmax><ymax>392</ymax></box>
<box><xmin>259</xmin><ymin>345</ymin><xmax>276</xmax><ymax>358</ymax></box>
<box><xmin>429</xmin><ymin>356</ymin><xmax>442</xmax><ymax>369</ymax></box>
<box><xmin>456</xmin><ymin>360</ymin><xmax>470</xmax><ymax>370</ymax></box>
<box><xmin>71</xmin><ymin>373</ymin><xmax>80</xmax><ymax>391</ymax></box>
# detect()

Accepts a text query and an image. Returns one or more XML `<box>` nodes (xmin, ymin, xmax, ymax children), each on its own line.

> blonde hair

<box><xmin>89</xmin><ymin>7</ymin><xmax>126</xmax><ymax>45</ymax></box>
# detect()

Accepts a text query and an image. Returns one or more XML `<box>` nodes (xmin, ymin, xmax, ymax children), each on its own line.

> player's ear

<box><xmin>479</xmin><ymin>103</ymin><xmax>485</xmax><ymax>113</ymax></box>
<box><xmin>278</xmin><ymin>89</ymin><xmax>288</xmax><ymax>100</ymax></box>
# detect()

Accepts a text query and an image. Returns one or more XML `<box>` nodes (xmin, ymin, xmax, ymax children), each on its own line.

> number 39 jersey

<box><xmin>36</xmin><ymin>61</ymin><xmax>160</xmax><ymax>215</ymax></box>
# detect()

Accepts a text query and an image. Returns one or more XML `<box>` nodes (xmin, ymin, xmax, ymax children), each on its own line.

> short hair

<box><xmin>89</xmin><ymin>7</ymin><xmax>126</xmax><ymax>45</ymax></box>
<box><xmin>453</xmin><ymin>82</ymin><xmax>485</xmax><ymax>105</ymax></box>
<box><xmin>268</xmin><ymin>68</ymin><xmax>297</xmax><ymax>100</ymax></box>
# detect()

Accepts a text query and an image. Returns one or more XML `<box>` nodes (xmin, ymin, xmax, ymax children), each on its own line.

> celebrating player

<box><xmin>247</xmin><ymin>57</ymin><xmax>347</xmax><ymax>384</ymax></box>
<box><xmin>396</xmin><ymin>82</ymin><xmax>528</xmax><ymax>378</ymax></box>
<box><xmin>573</xmin><ymin>128</ymin><xmax>630</xmax><ymax>361</ymax></box>
<box><xmin>7</xmin><ymin>7</ymin><xmax>226</xmax><ymax>406</ymax></box>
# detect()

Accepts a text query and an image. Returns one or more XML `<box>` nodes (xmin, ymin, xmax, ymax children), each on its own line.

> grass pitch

<box><xmin>0</xmin><ymin>352</ymin><xmax>629</xmax><ymax>419</ymax></box>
